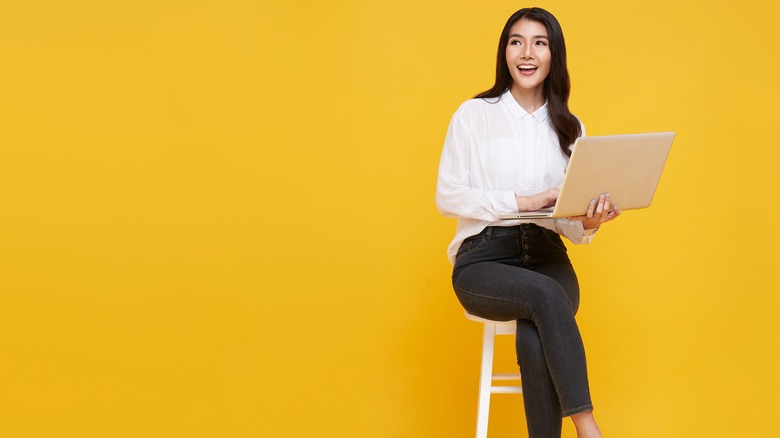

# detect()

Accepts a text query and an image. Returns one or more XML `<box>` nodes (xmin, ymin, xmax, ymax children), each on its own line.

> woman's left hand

<box><xmin>567</xmin><ymin>193</ymin><xmax>621</xmax><ymax>231</ymax></box>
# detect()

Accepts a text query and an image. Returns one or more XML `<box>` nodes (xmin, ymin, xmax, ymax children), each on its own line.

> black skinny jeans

<box><xmin>452</xmin><ymin>224</ymin><xmax>593</xmax><ymax>438</ymax></box>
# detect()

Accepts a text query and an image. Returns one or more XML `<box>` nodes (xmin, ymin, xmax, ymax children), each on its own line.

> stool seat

<box><xmin>465</xmin><ymin>312</ymin><xmax>523</xmax><ymax>438</ymax></box>
<box><xmin>465</xmin><ymin>313</ymin><xmax>517</xmax><ymax>333</ymax></box>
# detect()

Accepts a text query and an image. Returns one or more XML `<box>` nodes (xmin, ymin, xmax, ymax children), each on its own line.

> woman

<box><xmin>435</xmin><ymin>7</ymin><xmax>619</xmax><ymax>438</ymax></box>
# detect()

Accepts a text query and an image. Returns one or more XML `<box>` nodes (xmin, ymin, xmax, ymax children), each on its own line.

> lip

<box><xmin>517</xmin><ymin>64</ymin><xmax>538</xmax><ymax>76</ymax></box>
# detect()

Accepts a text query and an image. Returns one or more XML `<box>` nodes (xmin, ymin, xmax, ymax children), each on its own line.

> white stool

<box><xmin>465</xmin><ymin>312</ymin><xmax>523</xmax><ymax>438</ymax></box>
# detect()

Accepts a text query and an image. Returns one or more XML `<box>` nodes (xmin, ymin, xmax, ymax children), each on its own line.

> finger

<box><xmin>608</xmin><ymin>206</ymin><xmax>621</xmax><ymax>221</ymax></box>
<box><xmin>595</xmin><ymin>194</ymin><xmax>606</xmax><ymax>216</ymax></box>
<box><xmin>600</xmin><ymin>194</ymin><xmax>611</xmax><ymax>222</ymax></box>
<box><xmin>586</xmin><ymin>199</ymin><xmax>596</xmax><ymax>218</ymax></box>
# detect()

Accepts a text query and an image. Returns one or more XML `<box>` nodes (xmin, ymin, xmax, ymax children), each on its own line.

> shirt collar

<box><xmin>501</xmin><ymin>89</ymin><xmax>549</xmax><ymax>122</ymax></box>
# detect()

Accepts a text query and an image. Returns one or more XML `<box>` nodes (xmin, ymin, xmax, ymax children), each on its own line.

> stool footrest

<box><xmin>492</xmin><ymin>373</ymin><xmax>521</xmax><ymax>381</ymax></box>
<box><xmin>490</xmin><ymin>386</ymin><xmax>523</xmax><ymax>394</ymax></box>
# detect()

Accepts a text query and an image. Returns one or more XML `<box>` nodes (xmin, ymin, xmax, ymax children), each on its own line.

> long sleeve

<box><xmin>555</xmin><ymin>218</ymin><xmax>595</xmax><ymax>245</ymax></box>
<box><xmin>435</xmin><ymin>110</ymin><xmax>518</xmax><ymax>221</ymax></box>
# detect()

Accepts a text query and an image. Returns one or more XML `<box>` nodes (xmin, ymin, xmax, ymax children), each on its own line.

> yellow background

<box><xmin>1</xmin><ymin>1</ymin><xmax>779</xmax><ymax>437</ymax></box>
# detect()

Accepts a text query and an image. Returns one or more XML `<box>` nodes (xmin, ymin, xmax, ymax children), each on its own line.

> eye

<box><xmin>509</xmin><ymin>39</ymin><xmax>521</xmax><ymax>45</ymax></box>
<box><xmin>535</xmin><ymin>40</ymin><xmax>547</xmax><ymax>46</ymax></box>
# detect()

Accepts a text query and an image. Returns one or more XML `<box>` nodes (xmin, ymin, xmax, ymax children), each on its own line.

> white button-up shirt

<box><xmin>436</xmin><ymin>90</ymin><xmax>592</xmax><ymax>264</ymax></box>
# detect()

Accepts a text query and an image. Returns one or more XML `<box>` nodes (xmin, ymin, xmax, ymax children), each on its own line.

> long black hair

<box><xmin>475</xmin><ymin>7</ymin><xmax>581</xmax><ymax>156</ymax></box>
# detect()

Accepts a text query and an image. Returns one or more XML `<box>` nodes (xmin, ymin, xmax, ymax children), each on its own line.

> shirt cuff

<box><xmin>556</xmin><ymin>219</ymin><xmax>595</xmax><ymax>244</ymax></box>
<box><xmin>502</xmin><ymin>191</ymin><xmax>518</xmax><ymax>213</ymax></box>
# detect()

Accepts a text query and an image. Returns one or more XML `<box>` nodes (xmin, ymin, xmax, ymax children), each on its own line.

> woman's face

<box><xmin>505</xmin><ymin>18</ymin><xmax>551</xmax><ymax>94</ymax></box>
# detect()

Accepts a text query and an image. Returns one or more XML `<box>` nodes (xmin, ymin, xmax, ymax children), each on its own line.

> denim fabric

<box><xmin>452</xmin><ymin>224</ymin><xmax>593</xmax><ymax>438</ymax></box>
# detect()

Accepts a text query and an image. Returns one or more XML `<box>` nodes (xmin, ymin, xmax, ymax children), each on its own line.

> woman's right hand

<box><xmin>515</xmin><ymin>188</ymin><xmax>560</xmax><ymax>211</ymax></box>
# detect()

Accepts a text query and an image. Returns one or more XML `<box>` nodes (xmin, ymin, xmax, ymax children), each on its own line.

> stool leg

<box><xmin>476</xmin><ymin>323</ymin><xmax>496</xmax><ymax>438</ymax></box>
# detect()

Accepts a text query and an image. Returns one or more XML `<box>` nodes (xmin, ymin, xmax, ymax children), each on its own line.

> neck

<box><xmin>509</xmin><ymin>84</ymin><xmax>545</xmax><ymax>114</ymax></box>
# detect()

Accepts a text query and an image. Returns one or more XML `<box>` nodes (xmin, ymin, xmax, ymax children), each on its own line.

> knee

<box><xmin>533</xmin><ymin>280</ymin><xmax>574</xmax><ymax>316</ymax></box>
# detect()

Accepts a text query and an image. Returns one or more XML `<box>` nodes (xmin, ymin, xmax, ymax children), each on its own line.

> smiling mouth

<box><xmin>518</xmin><ymin>64</ymin><xmax>538</xmax><ymax>73</ymax></box>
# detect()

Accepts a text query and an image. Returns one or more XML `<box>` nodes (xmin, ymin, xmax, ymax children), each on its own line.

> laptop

<box><xmin>498</xmin><ymin>132</ymin><xmax>675</xmax><ymax>219</ymax></box>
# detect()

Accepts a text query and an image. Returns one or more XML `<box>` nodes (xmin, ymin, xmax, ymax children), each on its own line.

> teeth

<box><xmin>518</xmin><ymin>65</ymin><xmax>537</xmax><ymax>70</ymax></box>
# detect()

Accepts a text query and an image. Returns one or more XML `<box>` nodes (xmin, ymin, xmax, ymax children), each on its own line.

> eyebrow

<box><xmin>508</xmin><ymin>33</ymin><xmax>549</xmax><ymax>39</ymax></box>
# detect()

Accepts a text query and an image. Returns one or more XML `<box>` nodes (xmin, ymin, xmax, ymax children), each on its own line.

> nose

<box><xmin>521</xmin><ymin>44</ymin><xmax>534</xmax><ymax>59</ymax></box>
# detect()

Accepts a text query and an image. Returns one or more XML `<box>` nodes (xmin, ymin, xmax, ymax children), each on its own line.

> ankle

<box><xmin>571</xmin><ymin>411</ymin><xmax>602</xmax><ymax>438</ymax></box>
